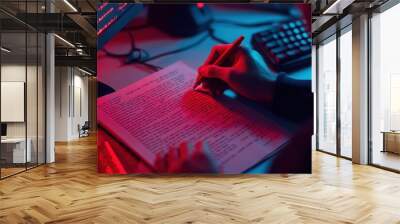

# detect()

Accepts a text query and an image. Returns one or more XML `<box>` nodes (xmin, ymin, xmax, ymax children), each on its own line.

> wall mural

<box><xmin>97</xmin><ymin>3</ymin><xmax>312</xmax><ymax>174</ymax></box>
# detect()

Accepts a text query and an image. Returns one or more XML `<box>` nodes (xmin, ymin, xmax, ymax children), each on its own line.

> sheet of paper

<box><xmin>98</xmin><ymin>61</ymin><xmax>290</xmax><ymax>173</ymax></box>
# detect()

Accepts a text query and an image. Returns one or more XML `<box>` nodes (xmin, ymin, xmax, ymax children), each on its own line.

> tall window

<box><xmin>371</xmin><ymin>2</ymin><xmax>400</xmax><ymax>171</ymax></box>
<box><xmin>317</xmin><ymin>36</ymin><xmax>337</xmax><ymax>154</ymax></box>
<box><xmin>339</xmin><ymin>27</ymin><xmax>352</xmax><ymax>158</ymax></box>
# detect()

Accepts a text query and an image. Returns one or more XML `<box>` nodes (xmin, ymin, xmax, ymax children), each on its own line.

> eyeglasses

<box><xmin>101</xmin><ymin>27</ymin><xmax>210</xmax><ymax>71</ymax></box>
<box><xmin>101</xmin><ymin>31</ymin><xmax>161</xmax><ymax>71</ymax></box>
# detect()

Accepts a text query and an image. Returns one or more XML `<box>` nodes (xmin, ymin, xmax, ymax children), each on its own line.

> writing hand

<box><xmin>196</xmin><ymin>44</ymin><xmax>277</xmax><ymax>103</ymax></box>
<box><xmin>155</xmin><ymin>141</ymin><xmax>219</xmax><ymax>173</ymax></box>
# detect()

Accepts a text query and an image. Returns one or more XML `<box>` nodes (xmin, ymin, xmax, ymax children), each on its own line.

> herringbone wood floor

<box><xmin>1</xmin><ymin>135</ymin><xmax>400</xmax><ymax>224</ymax></box>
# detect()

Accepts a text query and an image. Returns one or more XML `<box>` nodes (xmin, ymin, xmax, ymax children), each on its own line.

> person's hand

<box><xmin>195</xmin><ymin>45</ymin><xmax>277</xmax><ymax>103</ymax></box>
<box><xmin>101</xmin><ymin>140</ymin><xmax>153</xmax><ymax>174</ymax></box>
<box><xmin>155</xmin><ymin>141</ymin><xmax>219</xmax><ymax>173</ymax></box>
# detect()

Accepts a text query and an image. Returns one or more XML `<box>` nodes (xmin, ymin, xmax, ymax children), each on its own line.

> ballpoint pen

<box><xmin>194</xmin><ymin>35</ymin><xmax>245</xmax><ymax>95</ymax></box>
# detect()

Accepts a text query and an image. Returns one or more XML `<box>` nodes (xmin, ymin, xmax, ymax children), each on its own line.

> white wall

<box><xmin>1</xmin><ymin>63</ymin><xmax>46</xmax><ymax>163</ymax></box>
<box><xmin>72</xmin><ymin>73</ymin><xmax>89</xmax><ymax>138</ymax></box>
<box><xmin>55</xmin><ymin>66</ymin><xmax>70</xmax><ymax>141</ymax></box>
<box><xmin>1</xmin><ymin>65</ymin><xmax>26</xmax><ymax>139</ymax></box>
<box><xmin>1</xmin><ymin>65</ymin><xmax>38</xmax><ymax>137</ymax></box>
<box><xmin>54</xmin><ymin>67</ymin><xmax>89</xmax><ymax>141</ymax></box>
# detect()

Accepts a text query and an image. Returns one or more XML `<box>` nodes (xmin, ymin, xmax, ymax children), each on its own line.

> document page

<box><xmin>98</xmin><ymin>61</ymin><xmax>290</xmax><ymax>173</ymax></box>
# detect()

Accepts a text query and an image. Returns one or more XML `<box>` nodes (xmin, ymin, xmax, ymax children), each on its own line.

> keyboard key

<box><xmin>300</xmin><ymin>39</ymin><xmax>307</xmax><ymax>45</ymax></box>
<box><xmin>302</xmin><ymin>33</ymin><xmax>309</xmax><ymax>38</ymax></box>
<box><xmin>295</xmin><ymin>20</ymin><xmax>303</xmax><ymax>26</ymax></box>
<box><xmin>286</xmin><ymin>30</ymin><xmax>293</xmax><ymax>36</ymax></box>
<box><xmin>266</xmin><ymin>41</ymin><xmax>277</xmax><ymax>48</ymax></box>
<box><xmin>271</xmin><ymin>46</ymin><xmax>286</xmax><ymax>54</ymax></box>
<box><xmin>287</xmin><ymin>49</ymin><xmax>300</xmax><ymax>57</ymax></box>
<box><xmin>296</xmin><ymin>34</ymin><xmax>302</xmax><ymax>40</ymax></box>
<box><xmin>275</xmin><ymin>53</ymin><xmax>286</xmax><ymax>63</ymax></box>
<box><xmin>283</xmin><ymin>38</ymin><xmax>289</xmax><ymax>43</ymax></box>
<box><xmin>289</xmin><ymin>22</ymin><xmax>296</xmax><ymax>28</ymax></box>
<box><xmin>293</xmin><ymin>28</ymin><xmax>300</xmax><ymax>34</ymax></box>
<box><xmin>300</xmin><ymin>45</ymin><xmax>311</xmax><ymax>52</ymax></box>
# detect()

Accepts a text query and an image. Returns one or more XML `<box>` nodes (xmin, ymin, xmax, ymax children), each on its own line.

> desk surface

<box><xmin>1</xmin><ymin>138</ymin><xmax>27</xmax><ymax>143</ymax></box>
<box><xmin>381</xmin><ymin>131</ymin><xmax>400</xmax><ymax>134</ymax></box>
<box><xmin>98</xmin><ymin>5</ymin><xmax>311</xmax><ymax>173</ymax></box>
<box><xmin>98</xmin><ymin>5</ymin><xmax>311</xmax><ymax>91</ymax></box>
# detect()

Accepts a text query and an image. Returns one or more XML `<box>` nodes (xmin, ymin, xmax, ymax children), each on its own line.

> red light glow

<box><xmin>197</xmin><ymin>3</ymin><xmax>205</xmax><ymax>9</ymax></box>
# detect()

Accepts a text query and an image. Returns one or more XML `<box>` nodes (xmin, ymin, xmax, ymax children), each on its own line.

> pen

<box><xmin>214</xmin><ymin>35</ymin><xmax>244</xmax><ymax>65</ymax></box>
<box><xmin>194</xmin><ymin>35</ymin><xmax>245</xmax><ymax>92</ymax></box>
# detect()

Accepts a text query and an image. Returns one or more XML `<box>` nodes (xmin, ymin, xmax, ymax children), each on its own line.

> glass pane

<box><xmin>312</xmin><ymin>45</ymin><xmax>317</xmax><ymax>150</ymax></box>
<box><xmin>371</xmin><ymin>4</ymin><xmax>400</xmax><ymax>171</ymax></box>
<box><xmin>26</xmin><ymin>0</ymin><xmax>39</xmax><ymax>169</ymax></box>
<box><xmin>1</xmin><ymin>30</ymin><xmax>27</xmax><ymax>177</ymax></box>
<box><xmin>339</xmin><ymin>29</ymin><xmax>352</xmax><ymax>158</ymax></box>
<box><xmin>71</xmin><ymin>68</ymin><xmax>90</xmax><ymax>139</ymax></box>
<box><xmin>317</xmin><ymin>37</ymin><xmax>337</xmax><ymax>154</ymax></box>
<box><xmin>27</xmin><ymin>31</ymin><xmax>38</xmax><ymax>169</ymax></box>
<box><xmin>1</xmin><ymin>1</ymin><xmax>46</xmax><ymax>178</ymax></box>
<box><xmin>38</xmin><ymin>32</ymin><xmax>45</xmax><ymax>165</ymax></box>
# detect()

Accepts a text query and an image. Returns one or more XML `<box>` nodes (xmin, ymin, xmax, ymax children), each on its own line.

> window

<box><xmin>339</xmin><ymin>27</ymin><xmax>352</xmax><ymax>158</ymax></box>
<box><xmin>370</xmin><ymin>2</ymin><xmax>400</xmax><ymax>171</ymax></box>
<box><xmin>317</xmin><ymin>36</ymin><xmax>337</xmax><ymax>154</ymax></box>
<box><xmin>316</xmin><ymin>26</ymin><xmax>353</xmax><ymax>159</ymax></box>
